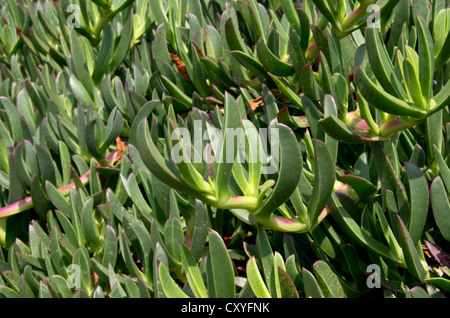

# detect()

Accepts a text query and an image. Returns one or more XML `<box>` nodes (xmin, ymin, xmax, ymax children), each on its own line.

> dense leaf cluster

<box><xmin>0</xmin><ymin>0</ymin><xmax>449</xmax><ymax>298</ymax></box>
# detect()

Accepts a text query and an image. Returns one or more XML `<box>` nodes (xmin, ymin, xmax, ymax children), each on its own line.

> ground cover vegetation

<box><xmin>0</xmin><ymin>0</ymin><xmax>449</xmax><ymax>299</ymax></box>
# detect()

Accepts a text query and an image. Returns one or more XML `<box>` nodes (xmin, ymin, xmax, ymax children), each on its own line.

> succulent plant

<box><xmin>0</xmin><ymin>0</ymin><xmax>449</xmax><ymax>300</ymax></box>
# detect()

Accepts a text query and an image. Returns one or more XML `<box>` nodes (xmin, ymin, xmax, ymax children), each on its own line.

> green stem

<box><xmin>0</xmin><ymin>169</ymin><xmax>91</xmax><ymax>219</ymax></box>
<box><xmin>252</xmin><ymin>214</ymin><xmax>310</xmax><ymax>233</ymax></box>
<box><xmin>91</xmin><ymin>15</ymin><xmax>108</xmax><ymax>45</ymax></box>
<box><xmin>0</xmin><ymin>219</ymin><xmax>5</xmax><ymax>246</ymax></box>
<box><xmin>0</xmin><ymin>151</ymin><xmax>118</xmax><ymax>219</ymax></box>
<box><xmin>217</xmin><ymin>196</ymin><xmax>259</xmax><ymax>211</ymax></box>
<box><xmin>341</xmin><ymin>0</ymin><xmax>375</xmax><ymax>30</ymax></box>
<box><xmin>356</xmin><ymin>91</ymin><xmax>380</xmax><ymax>135</ymax></box>
<box><xmin>379</xmin><ymin>117</ymin><xmax>420</xmax><ymax>138</ymax></box>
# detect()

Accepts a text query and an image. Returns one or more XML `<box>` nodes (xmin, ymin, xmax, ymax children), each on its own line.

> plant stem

<box><xmin>91</xmin><ymin>15</ymin><xmax>107</xmax><ymax>45</ymax></box>
<box><xmin>0</xmin><ymin>151</ymin><xmax>119</xmax><ymax>219</ymax></box>
<box><xmin>341</xmin><ymin>0</ymin><xmax>375</xmax><ymax>31</ymax></box>
<box><xmin>0</xmin><ymin>169</ymin><xmax>91</xmax><ymax>219</ymax></box>
<box><xmin>379</xmin><ymin>117</ymin><xmax>420</xmax><ymax>138</ymax></box>
<box><xmin>252</xmin><ymin>214</ymin><xmax>310</xmax><ymax>233</ymax></box>
<box><xmin>218</xmin><ymin>196</ymin><xmax>259</xmax><ymax>211</ymax></box>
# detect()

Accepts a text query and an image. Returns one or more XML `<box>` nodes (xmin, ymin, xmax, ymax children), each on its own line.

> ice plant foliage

<box><xmin>0</xmin><ymin>0</ymin><xmax>449</xmax><ymax>299</ymax></box>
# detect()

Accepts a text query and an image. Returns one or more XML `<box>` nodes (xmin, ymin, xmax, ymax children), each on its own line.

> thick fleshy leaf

<box><xmin>313</xmin><ymin>260</ymin><xmax>346</xmax><ymax>298</ymax></box>
<box><xmin>323</xmin><ymin>94</ymin><xmax>340</xmax><ymax>161</ymax></box>
<box><xmin>208</xmin><ymin>229</ymin><xmax>236</xmax><ymax>298</ymax></box>
<box><xmin>356</xmin><ymin>91</ymin><xmax>379</xmax><ymax>136</ymax></box>
<box><xmin>319</xmin><ymin>52</ymin><xmax>333</xmax><ymax>94</ymax></box>
<box><xmin>72</xmin><ymin>246</ymin><xmax>92</xmax><ymax>294</ymax></box>
<box><xmin>164</xmin><ymin>217</ymin><xmax>184</xmax><ymax>265</ymax></box>
<box><xmin>425</xmin><ymin>110</ymin><xmax>443</xmax><ymax>169</ymax></box>
<box><xmin>434</xmin><ymin>28</ymin><xmax>450</xmax><ymax>69</ymax></box>
<box><xmin>402</xmin><ymin>57</ymin><xmax>427</xmax><ymax>110</ymax></box>
<box><xmin>430</xmin><ymin>176</ymin><xmax>450</xmax><ymax>241</ymax></box>
<box><xmin>373</xmin><ymin>202</ymin><xmax>403</xmax><ymax>261</ymax></box>
<box><xmin>302</xmin><ymin>267</ymin><xmax>324</xmax><ymax>298</ymax></box>
<box><xmin>135</xmin><ymin>119</ymin><xmax>204</xmax><ymax>200</ymax></box>
<box><xmin>84</xmin><ymin>118</ymin><xmax>103</xmax><ymax>162</ymax></box>
<box><xmin>256</xmin><ymin>37</ymin><xmax>295</xmax><ymax>77</ymax></box>
<box><xmin>268</xmin><ymin>74</ymin><xmax>304</xmax><ymax>110</ymax></box>
<box><xmin>179</xmin><ymin>243</ymin><xmax>208</xmax><ymax>298</ymax></box>
<box><xmin>213</xmin><ymin>92</ymin><xmax>244</xmax><ymax>203</ymax></box>
<box><xmin>246</xmin><ymin>256</ymin><xmax>271</xmax><ymax>298</ymax></box>
<box><xmin>200</xmin><ymin>56</ymin><xmax>236</xmax><ymax>87</ymax></box>
<box><xmin>254</xmin><ymin>224</ymin><xmax>276</xmax><ymax>297</ymax></box>
<box><xmin>109</xmin><ymin>8</ymin><xmax>133</xmax><ymax>74</ymax></box>
<box><xmin>366</xmin><ymin>27</ymin><xmax>407</xmax><ymax>100</ymax></box>
<box><xmin>127</xmin><ymin>221</ymin><xmax>153</xmax><ymax>279</ymax></box>
<box><xmin>300</xmin><ymin>64</ymin><xmax>320</xmax><ymax>102</ymax></box>
<box><xmin>338</xmin><ymin>175</ymin><xmax>377</xmax><ymax>200</ymax></box>
<box><xmin>224</xmin><ymin>17</ymin><xmax>247</xmax><ymax>53</ymax></box>
<box><xmin>81</xmin><ymin>198</ymin><xmax>102</xmax><ymax>252</ymax></box>
<box><xmin>118</xmin><ymin>229</ymin><xmax>145</xmax><ymax>281</ymax></box>
<box><xmin>230</xmin><ymin>50</ymin><xmax>269</xmax><ymax>82</ymax></box>
<box><xmin>187</xmin><ymin>41</ymin><xmax>211</xmax><ymax>98</ymax></box>
<box><xmin>167</xmin><ymin>117</ymin><xmax>213</xmax><ymax>195</ymax></box>
<box><xmin>252</xmin><ymin>122</ymin><xmax>303</xmax><ymax>221</ymax></box>
<box><xmin>354</xmin><ymin>65</ymin><xmax>427</xmax><ymax>118</ymax></box>
<box><xmin>99</xmin><ymin>108</ymin><xmax>123</xmax><ymax>152</ymax></box>
<box><xmin>310</xmin><ymin>24</ymin><xmax>330</xmax><ymax>63</ymax></box>
<box><xmin>121</xmin><ymin>172</ymin><xmax>152</xmax><ymax>217</ymax></box>
<box><xmin>288</xmin><ymin>30</ymin><xmax>307</xmax><ymax>73</ymax></box>
<box><xmin>433</xmin><ymin>144</ymin><xmax>450</xmax><ymax>191</ymax></box>
<box><xmin>122</xmin><ymin>276</ymin><xmax>139</xmax><ymax>298</ymax></box>
<box><xmin>44</xmin><ymin>275</ymin><xmax>72</xmax><ymax>298</ymax></box>
<box><xmin>424</xmin><ymin>277</ymin><xmax>450</xmax><ymax>292</ymax></box>
<box><xmin>36</xmin><ymin>144</ymin><xmax>56</xmax><ymax>186</ymax></box>
<box><xmin>102</xmin><ymin>225</ymin><xmax>117</xmax><ymax>269</ymax></box>
<box><xmin>30</xmin><ymin>176</ymin><xmax>51</xmax><ymax>219</ymax></box>
<box><xmin>108</xmin><ymin>263</ymin><xmax>126</xmax><ymax>298</ymax></box>
<box><xmin>159</xmin><ymin>262</ymin><xmax>189</xmax><ymax>298</ymax></box>
<box><xmin>371</xmin><ymin>142</ymin><xmax>409</xmax><ymax>219</ymax></box>
<box><xmin>277</xmin><ymin>107</ymin><xmax>309</xmax><ymax>129</ymax></box>
<box><xmin>429</xmin><ymin>78</ymin><xmax>450</xmax><ymax>117</ymax></box>
<box><xmin>54</xmin><ymin>210</ymin><xmax>78</xmax><ymax>249</ymax></box>
<box><xmin>45</xmin><ymin>181</ymin><xmax>71</xmax><ymax>217</ymax></box>
<box><xmin>152</xmin><ymin>23</ymin><xmax>175</xmax><ymax>78</ymax></box>
<box><xmin>319</xmin><ymin>114</ymin><xmax>379</xmax><ymax>143</ymax></box>
<box><xmin>190</xmin><ymin>200</ymin><xmax>209</xmax><ymax>262</ymax></box>
<box><xmin>0</xmin><ymin>97</ymin><xmax>23</xmax><ymax>143</ymax></box>
<box><xmin>302</xmin><ymin>94</ymin><xmax>324</xmax><ymax>141</ymax></box>
<box><xmin>329</xmin><ymin>193</ymin><xmax>404</xmax><ymax>266</ymax></box>
<box><xmin>307</xmin><ymin>140</ymin><xmax>335</xmax><ymax>229</ymax></box>
<box><xmin>396</xmin><ymin>214</ymin><xmax>427</xmax><ymax>281</ymax></box>
<box><xmin>280</xmin><ymin>0</ymin><xmax>301</xmax><ymax>36</ymax></box>
<box><xmin>91</xmin><ymin>257</ymin><xmax>109</xmax><ymax>284</ymax></box>
<box><xmin>416</xmin><ymin>15</ymin><xmax>434</xmax><ymax>103</ymax></box>
<box><xmin>225</xmin><ymin>18</ymin><xmax>247</xmax><ymax>53</ymax></box>
<box><xmin>278</xmin><ymin>266</ymin><xmax>299</xmax><ymax>298</ymax></box>
<box><xmin>160</xmin><ymin>75</ymin><xmax>193</xmax><ymax>112</ymax></box>
<box><xmin>242</xmin><ymin>119</ymin><xmax>263</xmax><ymax>195</ymax></box>
<box><xmin>404</xmin><ymin>162</ymin><xmax>428</xmax><ymax>244</ymax></box>
<box><xmin>0</xmin><ymin>285</ymin><xmax>20</xmax><ymax>298</ymax></box>
<box><xmin>70</xmin><ymin>29</ymin><xmax>94</xmax><ymax>99</ymax></box>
